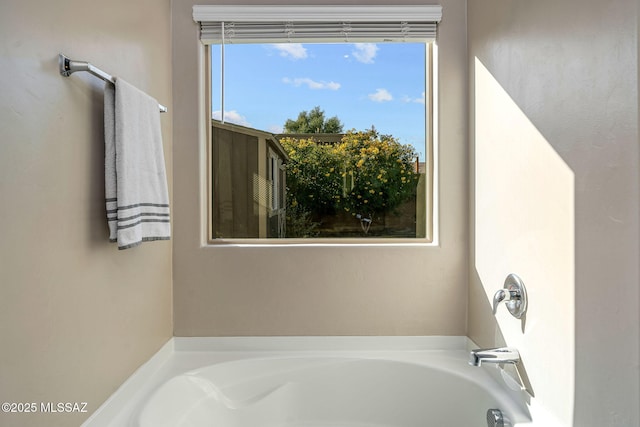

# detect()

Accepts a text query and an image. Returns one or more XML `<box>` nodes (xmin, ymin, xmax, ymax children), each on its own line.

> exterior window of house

<box><xmin>195</xmin><ymin>5</ymin><xmax>440</xmax><ymax>242</ymax></box>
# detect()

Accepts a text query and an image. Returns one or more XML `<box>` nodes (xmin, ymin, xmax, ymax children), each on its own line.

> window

<box><xmin>194</xmin><ymin>5</ymin><xmax>441</xmax><ymax>242</ymax></box>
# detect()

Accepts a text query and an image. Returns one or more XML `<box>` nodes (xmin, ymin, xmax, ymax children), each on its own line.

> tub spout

<box><xmin>469</xmin><ymin>347</ymin><xmax>520</xmax><ymax>367</ymax></box>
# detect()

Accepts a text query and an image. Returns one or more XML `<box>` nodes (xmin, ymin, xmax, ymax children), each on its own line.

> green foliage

<box><xmin>285</xmin><ymin>203</ymin><xmax>320</xmax><ymax>238</ymax></box>
<box><xmin>279</xmin><ymin>136</ymin><xmax>344</xmax><ymax>215</ymax></box>
<box><xmin>339</xmin><ymin>129</ymin><xmax>419</xmax><ymax>215</ymax></box>
<box><xmin>283</xmin><ymin>106</ymin><xmax>344</xmax><ymax>134</ymax></box>
<box><xmin>280</xmin><ymin>129</ymin><xmax>419</xmax><ymax>222</ymax></box>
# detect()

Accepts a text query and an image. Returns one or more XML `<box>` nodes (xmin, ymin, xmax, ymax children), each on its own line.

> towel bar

<box><xmin>58</xmin><ymin>54</ymin><xmax>168</xmax><ymax>113</ymax></box>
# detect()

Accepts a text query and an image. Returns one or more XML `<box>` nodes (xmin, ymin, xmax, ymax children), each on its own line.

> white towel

<box><xmin>104</xmin><ymin>78</ymin><xmax>170</xmax><ymax>249</ymax></box>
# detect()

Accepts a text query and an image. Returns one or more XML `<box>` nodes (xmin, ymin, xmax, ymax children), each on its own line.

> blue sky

<box><xmin>211</xmin><ymin>42</ymin><xmax>427</xmax><ymax>160</ymax></box>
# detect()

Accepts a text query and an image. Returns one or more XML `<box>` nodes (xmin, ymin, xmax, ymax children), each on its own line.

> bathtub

<box><xmin>118</xmin><ymin>338</ymin><xmax>532</xmax><ymax>427</ymax></box>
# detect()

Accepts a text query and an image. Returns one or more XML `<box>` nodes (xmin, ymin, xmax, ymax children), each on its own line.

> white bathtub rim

<box><xmin>135</xmin><ymin>354</ymin><xmax>531</xmax><ymax>427</ymax></box>
<box><xmin>82</xmin><ymin>336</ymin><xmax>541</xmax><ymax>427</ymax></box>
<box><xmin>82</xmin><ymin>337</ymin><xmax>464</xmax><ymax>426</ymax></box>
<box><xmin>81</xmin><ymin>338</ymin><xmax>175</xmax><ymax>427</ymax></box>
<box><xmin>83</xmin><ymin>336</ymin><xmax>468</xmax><ymax>427</ymax></box>
<box><xmin>155</xmin><ymin>350</ymin><xmax>513</xmax><ymax>400</ymax></box>
<box><xmin>173</xmin><ymin>335</ymin><xmax>469</xmax><ymax>352</ymax></box>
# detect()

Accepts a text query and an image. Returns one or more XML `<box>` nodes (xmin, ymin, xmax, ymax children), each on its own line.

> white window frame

<box><xmin>196</xmin><ymin>5</ymin><xmax>440</xmax><ymax>246</ymax></box>
<box><xmin>268</xmin><ymin>148</ymin><xmax>282</xmax><ymax>213</ymax></box>
<box><xmin>193</xmin><ymin>5</ymin><xmax>442</xmax><ymax>29</ymax></box>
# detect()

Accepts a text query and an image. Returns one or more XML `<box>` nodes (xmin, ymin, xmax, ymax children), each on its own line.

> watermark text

<box><xmin>2</xmin><ymin>402</ymin><xmax>88</xmax><ymax>413</ymax></box>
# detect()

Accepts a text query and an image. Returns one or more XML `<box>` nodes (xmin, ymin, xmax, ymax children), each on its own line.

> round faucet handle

<box><xmin>492</xmin><ymin>274</ymin><xmax>527</xmax><ymax>319</ymax></box>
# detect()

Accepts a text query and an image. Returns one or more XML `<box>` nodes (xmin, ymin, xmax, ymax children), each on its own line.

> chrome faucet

<box><xmin>469</xmin><ymin>347</ymin><xmax>520</xmax><ymax>367</ymax></box>
<box><xmin>492</xmin><ymin>274</ymin><xmax>527</xmax><ymax>319</ymax></box>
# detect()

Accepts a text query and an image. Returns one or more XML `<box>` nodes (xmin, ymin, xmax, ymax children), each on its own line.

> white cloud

<box><xmin>267</xmin><ymin>124</ymin><xmax>284</xmax><ymax>134</ymax></box>
<box><xmin>282</xmin><ymin>77</ymin><xmax>341</xmax><ymax>91</ymax></box>
<box><xmin>368</xmin><ymin>88</ymin><xmax>393</xmax><ymax>102</ymax></box>
<box><xmin>273</xmin><ymin>43</ymin><xmax>308</xmax><ymax>60</ymax></box>
<box><xmin>212</xmin><ymin>110</ymin><xmax>251</xmax><ymax>127</ymax></box>
<box><xmin>415</xmin><ymin>91</ymin><xmax>426</xmax><ymax>105</ymax></box>
<box><xmin>352</xmin><ymin>43</ymin><xmax>379</xmax><ymax>64</ymax></box>
<box><xmin>402</xmin><ymin>92</ymin><xmax>426</xmax><ymax>104</ymax></box>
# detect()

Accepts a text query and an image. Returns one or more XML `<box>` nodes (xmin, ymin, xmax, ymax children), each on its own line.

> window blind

<box><xmin>193</xmin><ymin>5</ymin><xmax>442</xmax><ymax>45</ymax></box>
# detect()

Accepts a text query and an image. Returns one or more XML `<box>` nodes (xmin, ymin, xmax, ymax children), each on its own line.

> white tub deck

<box><xmin>82</xmin><ymin>337</ymin><xmax>536</xmax><ymax>427</ymax></box>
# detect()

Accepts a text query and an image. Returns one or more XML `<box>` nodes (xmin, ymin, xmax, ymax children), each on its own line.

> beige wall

<box><xmin>0</xmin><ymin>1</ymin><xmax>173</xmax><ymax>425</ymax></box>
<box><xmin>468</xmin><ymin>0</ymin><xmax>639</xmax><ymax>425</ymax></box>
<box><xmin>2</xmin><ymin>1</ymin><xmax>638</xmax><ymax>425</ymax></box>
<box><xmin>172</xmin><ymin>0</ymin><xmax>469</xmax><ymax>336</ymax></box>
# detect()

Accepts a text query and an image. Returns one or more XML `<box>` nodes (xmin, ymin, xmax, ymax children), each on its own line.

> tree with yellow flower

<box><xmin>337</xmin><ymin>129</ymin><xmax>419</xmax><ymax>216</ymax></box>
<box><xmin>279</xmin><ymin>127</ymin><xmax>419</xmax><ymax>236</ymax></box>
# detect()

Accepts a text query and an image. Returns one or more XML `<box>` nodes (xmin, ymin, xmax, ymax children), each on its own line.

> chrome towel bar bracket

<box><xmin>58</xmin><ymin>54</ymin><xmax>168</xmax><ymax>113</ymax></box>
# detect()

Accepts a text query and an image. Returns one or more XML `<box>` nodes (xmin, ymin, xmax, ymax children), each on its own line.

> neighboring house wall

<box><xmin>212</xmin><ymin>121</ymin><xmax>287</xmax><ymax>239</ymax></box>
<box><xmin>212</xmin><ymin>125</ymin><xmax>260</xmax><ymax>238</ymax></box>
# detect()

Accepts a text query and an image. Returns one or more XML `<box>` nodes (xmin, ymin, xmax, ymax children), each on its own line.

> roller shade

<box><xmin>193</xmin><ymin>5</ymin><xmax>442</xmax><ymax>45</ymax></box>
